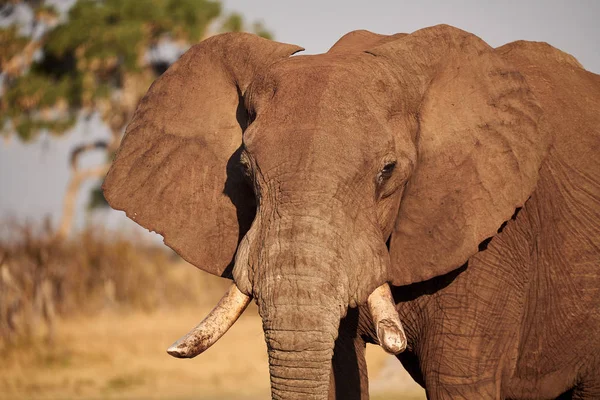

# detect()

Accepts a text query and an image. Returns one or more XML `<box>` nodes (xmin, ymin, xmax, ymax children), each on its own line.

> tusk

<box><xmin>367</xmin><ymin>283</ymin><xmax>407</xmax><ymax>355</ymax></box>
<box><xmin>167</xmin><ymin>283</ymin><xmax>251</xmax><ymax>358</ymax></box>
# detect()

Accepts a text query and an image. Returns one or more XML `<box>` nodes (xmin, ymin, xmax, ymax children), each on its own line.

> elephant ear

<box><xmin>102</xmin><ymin>33</ymin><xmax>303</xmax><ymax>278</ymax></box>
<box><xmin>327</xmin><ymin>30</ymin><xmax>406</xmax><ymax>53</ymax></box>
<box><xmin>371</xmin><ymin>25</ymin><xmax>548</xmax><ymax>286</ymax></box>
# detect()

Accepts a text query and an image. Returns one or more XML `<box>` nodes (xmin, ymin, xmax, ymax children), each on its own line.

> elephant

<box><xmin>102</xmin><ymin>25</ymin><xmax>600</xmax><ymax>399</ymax></box>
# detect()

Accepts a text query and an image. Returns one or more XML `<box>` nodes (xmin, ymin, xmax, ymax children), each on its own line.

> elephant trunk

<box><xmin>258</xmin><ymin>275</ymin><xmax>407</xmax><ymax>399</ymax></box>
<box><xmin>263</xmin><ymin>305</ymin><xmax>339</xmax><ymax>399</ymax></box>
<box><xmin>259</xmin><ymin>273</ymin><xmax>342</xmax><ymax>400</ymax></box>
<box><xmin>250</xmin><ymin>214</ymin><xmax>347</xmax><ymax>400</ymax></box>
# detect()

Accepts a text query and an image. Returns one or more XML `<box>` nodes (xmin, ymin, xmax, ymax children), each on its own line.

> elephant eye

<box><xmin>382</xmin><ymin>162</ymin><xmax>396</xmax><ymax>175</ymax></box>
<box><xmin>378</xmin><ymin>161</ymin><xmax>397</xmax><ymax>183</ymax></box>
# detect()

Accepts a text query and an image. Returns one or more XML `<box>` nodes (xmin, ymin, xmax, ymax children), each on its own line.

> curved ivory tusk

<box><xmin>367</xmin><ymin>283</ymin><xmax>407</xmax><ymax>355</ymax></box>
<box><xmin>167</xmin><ymin>283</ymin><xmax>251</xmax><ymax>358</ymax></box>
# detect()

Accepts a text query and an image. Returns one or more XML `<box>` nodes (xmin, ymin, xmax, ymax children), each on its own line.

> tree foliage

<box><xmin>1</xmin><ymin>0</ymin><xmax>273</xmax><ymax>141</ymax></box>
<box><xmin>0</xmin><ymin>0</ymin><xmax>273</xmax><ymax>235</ymax></box>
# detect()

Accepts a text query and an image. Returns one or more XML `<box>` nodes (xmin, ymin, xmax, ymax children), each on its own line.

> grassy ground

<box><xmin>1</xmin><ymin>227</ymin><xmax>425</xmax><ymax>399</ymax></box>
<box><xmin>0</xmin><ymin>301</ymin><xmax>425</xmax><ymax>399</ymax></box>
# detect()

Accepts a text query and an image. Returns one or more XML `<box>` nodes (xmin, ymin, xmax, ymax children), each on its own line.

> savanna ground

<box><xmin>0</xmin><ymin>226</ymin><xmax>425</xmax><ymax>400</ymax></box>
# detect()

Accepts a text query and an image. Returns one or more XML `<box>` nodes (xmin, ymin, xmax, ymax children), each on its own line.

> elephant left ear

<box><xmin>376</xmin><ymin>26</ymin><xmax>549</xmax><ymax>286</ymax></box>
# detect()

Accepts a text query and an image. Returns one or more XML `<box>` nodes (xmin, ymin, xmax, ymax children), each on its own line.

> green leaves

<box><xmin>2</xmin><ymin>71</ymin><xmax>78</xmax><ymax>141</ymax></box>
<box><xmin>221</xmin><ymin>12</ymin><xmax>274</xmax><ymax>39</ymax></box>
<box><xmin>222</xmin><ymin>12</ymin><xmax>244</xmax><ymax>33</ymax></box>
<box><xmin>0</xmin><ymin>26</ymin><xmax>30</xmax><ymax>64</ymax></box>
<box><xmin>2</xmin><ymin>0</ymin><xmax>275</xmax><ymax>143</ymax></box>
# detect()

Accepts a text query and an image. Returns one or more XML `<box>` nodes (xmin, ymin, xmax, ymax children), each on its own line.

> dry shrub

<box><xmin>0</xmin><ymin>220</ymin><xmax>221</xmax><ymax>348</ymax></box>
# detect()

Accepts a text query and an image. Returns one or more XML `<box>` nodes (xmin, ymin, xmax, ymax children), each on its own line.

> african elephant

<box><xmin>102</xmin><ymin>25</ymin><xmax>600</xmax><ymax>399</ymax></box>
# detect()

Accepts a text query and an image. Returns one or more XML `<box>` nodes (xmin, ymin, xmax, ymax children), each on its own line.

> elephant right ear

<box><xmin>327</xmin><ymin>30</ymin><xmax>406</xmax><ymax>53</ymax></box>
<box><xmin>371</xmin><ymin>26</ymin><xmax>548</xmax><ymax>286</ymax></box>
<box><xmin>102</xmin><ymin>33</ymin><xmax>303</xmax><ymax>278</ymax></box>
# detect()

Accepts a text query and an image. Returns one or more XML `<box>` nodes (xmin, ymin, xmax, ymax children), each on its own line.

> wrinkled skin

<box><xmin>102</xmin><ymin>25</ymin><xmax>600</xmax><ymax>399</ymax></box>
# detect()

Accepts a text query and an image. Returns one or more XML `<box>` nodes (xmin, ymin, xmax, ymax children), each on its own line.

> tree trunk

<box><xmin>56</xmin><ymin>130</ymin><xmax>120</xmax><ymax>238</ymax></box>
<box><xmin>56</xmin><ymin>164</ymin><xmax>110</xmax><ymax>238</ymax></box>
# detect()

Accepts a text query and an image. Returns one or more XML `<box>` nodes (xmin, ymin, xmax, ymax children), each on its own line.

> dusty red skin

<box><xmin>103</xmin><ymin>26</ymin><xmax>600</xmax><ymax>400</ymax></box>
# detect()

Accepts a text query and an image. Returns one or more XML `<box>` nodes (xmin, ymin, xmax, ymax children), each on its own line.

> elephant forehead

<box><xmin>244</xmin><ymin>122</ymin><xmax>378</xmax><ymax>181</ymax></box>
<box><xmin>247</xmin><ymin>53</ymin><xmax>393</xmax><ymax>121</ymax></box>
<box><xmin>242</xmin><ymin>54</ymin><xmax>409</xmax><ymax>187</ymax></box>
<box><xmin>244</xmin><ymin>54</ymin><xmax>396</xmax><ymax>154</ymax></box>
<box><xmin>242</xmin><ymin>105</ymin><xmax>394</xmax><ymax>180</ymax></box>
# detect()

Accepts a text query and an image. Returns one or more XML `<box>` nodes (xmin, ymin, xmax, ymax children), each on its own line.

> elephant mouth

<box><xmin>166</xmin><ymin>282</ymin><xmax>406</xmax><ymax>358</ymax></box>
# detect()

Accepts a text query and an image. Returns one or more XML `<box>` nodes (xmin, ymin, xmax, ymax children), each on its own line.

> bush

<box><xmin>0</xmin><ymin>220</ymin><xmax>221</xmax><ymax>348</ymax></box>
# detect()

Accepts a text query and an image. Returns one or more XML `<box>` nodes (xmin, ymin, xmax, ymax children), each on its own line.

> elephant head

<box><xmin>102</xmin><ymin>25</ymin><xmax>546</xmax><ymax>399</ymax></box>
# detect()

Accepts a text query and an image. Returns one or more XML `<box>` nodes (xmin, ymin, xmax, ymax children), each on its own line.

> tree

<box><xmin>0</xmin><ymin>0</ymin><xmax>273</xmax><ymax>237</ymax></box>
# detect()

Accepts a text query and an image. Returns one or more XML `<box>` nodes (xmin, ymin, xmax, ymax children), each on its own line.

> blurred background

<box><xmin>0</xmin><ymin>1</ymin><xmax>598</xmax><ymax>399</ymax></box>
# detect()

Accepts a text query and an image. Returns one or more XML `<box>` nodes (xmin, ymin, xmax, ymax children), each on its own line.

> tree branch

<box><xmin>69</xmin><ymin>140</ymin><xmax>109</xmax><ymax>170</ymax></box>
<box><xmin>56</xmin><ymin>163</ymin><xmax>110</xmax><ymax>239</ymax></box>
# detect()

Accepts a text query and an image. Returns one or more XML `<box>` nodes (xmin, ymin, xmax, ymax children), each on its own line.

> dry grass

<box><xmin>0</xmin><ymin>221</ymin><xmax>229</xmax><ymax>347</ymax></box>
<box><xmin>0</xmin><ymin>222</ymin><xmax>425</xmax><ymax>399</ymax></box>
<box><xmin>0</xmin><ymin>302</ymin><xmax>425</xmax><ymax>399</ymax></box>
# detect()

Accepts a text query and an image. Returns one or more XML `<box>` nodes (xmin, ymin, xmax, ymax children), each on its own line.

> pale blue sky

<box><xmin>1</xmin><ymin>0</ymin><xmax>598</xmax><ymax>239</ymax></box>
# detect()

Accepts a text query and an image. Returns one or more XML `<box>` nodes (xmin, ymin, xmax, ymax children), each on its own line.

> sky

<box><xmin>1</xmin><ymin>0</ymin><xmax>599</xmax><ymax>240</ymax></box>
